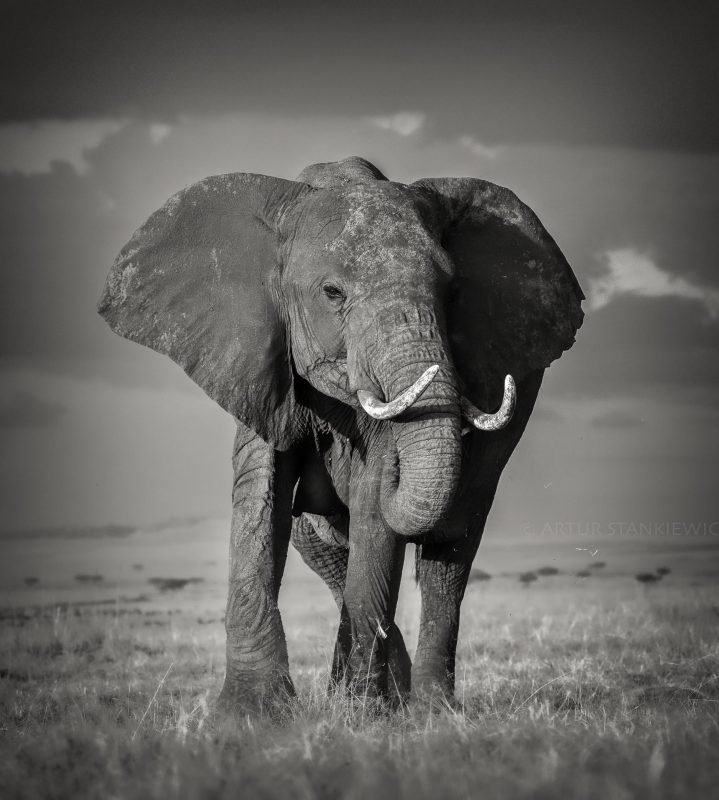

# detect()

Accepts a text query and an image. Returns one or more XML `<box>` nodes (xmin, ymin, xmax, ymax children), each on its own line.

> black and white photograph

<box><xmin>1</xmin><ymin>2</ymin><xmax>717</xmax><ymax>797</ymax></box>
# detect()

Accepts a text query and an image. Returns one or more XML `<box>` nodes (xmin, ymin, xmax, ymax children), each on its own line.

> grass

<box><xmin>1</xmin><ymin>578</ymin><xmax>718</xmax><ymax>799</ymax></box>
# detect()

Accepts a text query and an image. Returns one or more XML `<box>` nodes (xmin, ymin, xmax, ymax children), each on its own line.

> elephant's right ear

<box><xmin>98</xmin><ymin>173</ymin><xmax>312</xmax><ymax>449</ymax></box>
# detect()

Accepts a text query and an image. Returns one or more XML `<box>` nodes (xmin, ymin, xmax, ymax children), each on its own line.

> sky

<box><xmin>0</xmin><ymin>0</ymin><xmax>717</xmax><ymax>543</ymax></box>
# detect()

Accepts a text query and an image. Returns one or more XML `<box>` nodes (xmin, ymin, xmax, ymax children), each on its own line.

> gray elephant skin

<box><xmin>98</xmin><ymin>156</ymin><xmax>583</xmax><ymax>712</ymax></box>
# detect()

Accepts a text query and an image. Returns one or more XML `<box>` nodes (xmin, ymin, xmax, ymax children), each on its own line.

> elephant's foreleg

<box><xmin>291</xmin><ymin>514</ymin><xmax>411</xmax><ymax>700</ymax></box>
<box><xmin>413</xmin><ymin>369</ymin><xmax>544</xmax><ymax>701</ymax></box>
<box><xmin>339</xmin><ymin>462</ymin><xmax>407</xmax><ymax>700</ymax></box>
<box><xmin>339</xmin><ymin>533</ymin><xmax>406</xmax><ymax>700</ymax></box>
<box><xmin>218</xmin><ymin>423</ymin><xmax>298</xmax><ymax>715</ymax></box>
<box><xmin>413</xmin><ymin>516</ymin><xmax>485</xmax><ymax>698</ymax></box>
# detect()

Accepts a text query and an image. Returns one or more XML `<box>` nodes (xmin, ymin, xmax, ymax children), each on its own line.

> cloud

<box><xmin>149</xmin><ymin>123</ymin><xmax>172</xmax><ymax>145</ymax></box>
<box><xmin>591</xmin><ymin>408</ymin><xmax>645</xmax><ymax>429</ymax></box>
<box><xmin>368</xmin><ymin>112</ymin><xmax>426</xmax><ymax>137</ymax></box>
<box><xmin>587</xmin><ymin>248</ymin><xmax>719</xmax><ymax>319</ymax></box>
<box><xmin>459</xmin><ymin>135</ymin><xmax>502</xmax><ymax>160</ymax></box>
<box><xmin>0</xmin><ymin>119</ymin><xmax>127</xmax><ymax>174</ymax></box>
<box><xmin>0</xmin><ymin>391</ymin><xmax>66</xmax><ymax>429</ymax></box>
<box><xmin>2</xmin><ymin>2</ymin><xmax>715</xmax><ymax>152</ymax></box>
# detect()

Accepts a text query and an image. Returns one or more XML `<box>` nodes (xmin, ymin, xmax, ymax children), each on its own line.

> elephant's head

<box><xmin>98</xmin><ymin>157</ymin><xmax>583</xmax><ymax>537</ymax></box>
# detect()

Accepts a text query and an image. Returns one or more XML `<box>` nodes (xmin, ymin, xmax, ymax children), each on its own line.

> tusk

<box><xmin>461</xmin><ymin>374</ymin><xmax>516</xmax><ymax>432</ymax></box>
<box><xmin>357</xmin><ymin>365</ymin><xmax>440</xmax><ymax>420</ymax></box>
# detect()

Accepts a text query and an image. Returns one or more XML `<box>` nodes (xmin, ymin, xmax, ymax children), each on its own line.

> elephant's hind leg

<box><xmin>291</xmin><ymin>514</ymin><xmax>348</xmax><ymax>608</ymax></box>
<box><xmin>218</xmin><ymin>423</ymin><xmax>298</xmax><ymax>716</ymax></box>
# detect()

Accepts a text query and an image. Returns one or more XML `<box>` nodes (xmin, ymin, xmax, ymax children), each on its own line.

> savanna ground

<box><xmin>1</xmin><ymin>523</ymin><xmax>717</xmax><ymax>799</ymax></box>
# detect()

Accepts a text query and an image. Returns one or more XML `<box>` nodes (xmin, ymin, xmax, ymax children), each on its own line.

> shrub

<box><xmin>147</xmin><ymin>577</ymin><xmax>204</xmax><ymax>592</ymax></box>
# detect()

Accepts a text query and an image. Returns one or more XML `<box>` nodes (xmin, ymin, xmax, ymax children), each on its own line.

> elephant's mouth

<box><xmin>297</xmin><ymin>356</ymin><xmax>353</xmax><ymax>403</ymax></box>
<box><xmin>357</xmin><ymin>365</ymin><xmax>517</xmax><ymax>432</ymax></box>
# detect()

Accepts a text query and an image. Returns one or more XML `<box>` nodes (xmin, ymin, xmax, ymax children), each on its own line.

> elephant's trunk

<box><xmin>362</xmin><ymin>306</ymin><xmax>463</xmax><ymax>538</ymax></box>
<box><xmin>382</xmin><ymin>403</ymin><xmax>462</xmax><ymax>537</ymax></box>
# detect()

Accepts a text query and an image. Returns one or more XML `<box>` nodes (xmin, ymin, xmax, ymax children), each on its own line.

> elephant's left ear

<box><xmin>412</xmin><ymin>178</ymin><xmax>584</xmax><ymax>408</ymax></box>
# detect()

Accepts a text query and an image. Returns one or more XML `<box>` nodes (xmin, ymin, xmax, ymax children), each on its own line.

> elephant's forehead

<box><xmin>298</xmin><ymin>184</ymin><xmax>437</xmax><ymax>260</ymax></box>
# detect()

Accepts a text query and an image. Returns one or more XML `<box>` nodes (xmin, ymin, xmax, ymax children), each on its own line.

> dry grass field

<box><xmin>1</xmin><ymin>525</ymin><xmax>717</xmax><ymax>799</ymax></box>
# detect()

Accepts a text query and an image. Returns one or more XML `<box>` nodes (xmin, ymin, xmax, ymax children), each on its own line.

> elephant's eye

<box><xmin>322</xmin><ymin>283</ymin><xmax>346</xmax><ymax>302</ymax></box>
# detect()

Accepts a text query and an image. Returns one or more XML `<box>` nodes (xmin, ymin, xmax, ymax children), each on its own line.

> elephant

<box><xmin>98</xmin><ymin>156</ymin><xmax>583</xmax><ymax>712</ymax></box>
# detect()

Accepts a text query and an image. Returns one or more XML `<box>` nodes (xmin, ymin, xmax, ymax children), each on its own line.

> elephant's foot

<box><xmin>329</xmin><ymin>656</ymin><xmax>399</xmax><ymax>712</ymax></box>
<box><xmin>326</xmin><ymin>674</ymin><xmax>400</xmax><ymax>718</ymax></box>
<box><xmin>216</xmin><ymin>670</ymin><xmax>295</xmax><ymax>720</ymax></box>
<box><xmin>328</xmin><ymin>671</ymin><xmax>409</xmax><ymax>714</ymax></box>
<box><xmin>386</xmin><ymin>623</ymin><xmax>412</xmax><ymax>706</ymax></box>
<box><xmin>410</xmin><ymin>667</ymin><xmax>460</xmax><ymax>711</ymax></box>
<box><xmin>409</xmin><ymin>688</ymin><xmax>462</xmax><ymax>715</ymax></box>
<box><xmin>329</xmin><ymin>620</ymin><xmax>411</xmax><ymax>710</ymax></box>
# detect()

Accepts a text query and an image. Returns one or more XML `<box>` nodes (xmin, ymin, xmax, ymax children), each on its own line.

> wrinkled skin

<box><xmin>98</xmin><ymin>156</ymin><xmax>583</xmax><ymax>712</ymax></box>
